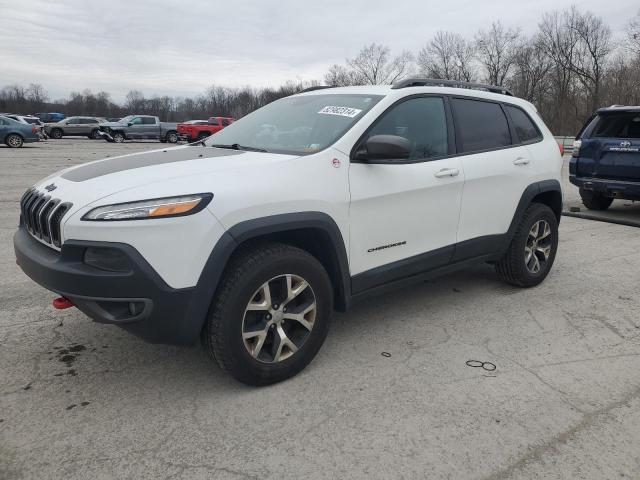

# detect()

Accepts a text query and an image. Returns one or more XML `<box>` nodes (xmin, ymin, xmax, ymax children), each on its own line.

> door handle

<box><xmin>513</xmin><ymin>157</ymin><xmax>530</xmax><ymax>166</ymax></box>
<box><xmin>434</xmin><ymin>168</ymin><xmax>459</xmax><ymax>178</ymax></box>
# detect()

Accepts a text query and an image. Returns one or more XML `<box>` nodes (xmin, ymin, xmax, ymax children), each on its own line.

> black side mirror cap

<box><xmin>355</xmin><ymin>135</ymin><xmax>412</xmax><ymax>162</ymax></box>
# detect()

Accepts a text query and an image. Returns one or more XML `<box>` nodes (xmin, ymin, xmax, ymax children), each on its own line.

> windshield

<box><xmin>204</xmin><ymin>94</ymin><xmax>383</xmax><ymax>154</ymax></box>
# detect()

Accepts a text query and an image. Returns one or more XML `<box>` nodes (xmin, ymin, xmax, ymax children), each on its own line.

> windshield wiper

<box><xmin>208</xmin><ymin>143</ymin><xmax>267</xmax><ymax>152</ymax></box>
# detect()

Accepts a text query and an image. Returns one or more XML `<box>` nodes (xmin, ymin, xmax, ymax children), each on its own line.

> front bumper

<box><xmin>13</xmin><ymin>227</ymin><xmax>204</xmax><ymax>345</ymax></box>
<box><xmin>570</xmin><ymin>175</ymin><xmax>640</xmax><ymax>200</ymax></box>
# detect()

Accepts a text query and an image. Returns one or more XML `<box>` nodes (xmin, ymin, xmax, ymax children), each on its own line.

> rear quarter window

<box><xmin>504</xmin><ymin>105</ymin><xmax>542</xmax><ymax>143</ymax></box>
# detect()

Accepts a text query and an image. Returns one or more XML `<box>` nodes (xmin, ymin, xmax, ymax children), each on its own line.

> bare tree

<box><xmin>509</xmin><ymin>35</ymin><xmax>552</xmax><ymax>104</ymax></box>
<box><xmin>626</xmin><ymin>10</ymin><xmax>640</xmax><ymax>55</ymax></box>
<box><xmin>417</xmin><ymin>31</ymin><xmax>476</xmax><ymax>81</ymax></box>
<box><xmin>124</xmin><ymin>90</ymin><xmax>145</xmax><ymax>112</ymax></box>
<box><xmin>326</xmin><ymin>43</ymin><xmax>413</xmax><ymax>86</ymax></box>
<box><xmin>475</xmin><ymin>21</ymin><xmax>520</xmax><ymax>85</ymax></box>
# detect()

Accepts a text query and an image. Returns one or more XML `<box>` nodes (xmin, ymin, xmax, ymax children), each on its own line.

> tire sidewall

<box><xmin>6</xmin><ymin>134</ymin><xmax>23</xmax><ymax>148</ymax></box>
<box><xmin>512</xmin><ymin>205</ymin><xmax>559</xmax><ymax>287</ymax></box>
<box><xmin>166</xmin><ymin>132</ymin><xmax>178</xmax><ymax>143</ymax></box>
<box><xmin>215</xmin><ymin>252</ymin><xmax>332</xmax><ymax>384</ymax></box>
<box><xmin>112</xmin><ymin>132</ymin><xmax>125</xmax><ymax>143</ymax></box>
<box><xmin>51</xmin><ymin>129</ymin><xmax>62</xmax><ymax>139</ymax></box>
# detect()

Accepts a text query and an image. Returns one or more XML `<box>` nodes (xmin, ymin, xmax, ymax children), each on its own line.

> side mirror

<box><xmin>354</xmin><ymin>135</ymin><xmax>411</xmax><ymax>162</ymax></box>
<box><xmin>127</xmin><ymin>122</ymin><xmax>133</xmax><ymax>126</ymax></box>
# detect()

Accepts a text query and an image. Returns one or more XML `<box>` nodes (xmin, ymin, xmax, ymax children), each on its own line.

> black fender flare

<box><xmin>501</xmin><ymin>179</ymin><xmax>562</xmax><ymax>250</ymax></box>
<box><xmin>184</xmin><ymin>212</ymin><xmax>351</xmax><ymax>340</ymax></box>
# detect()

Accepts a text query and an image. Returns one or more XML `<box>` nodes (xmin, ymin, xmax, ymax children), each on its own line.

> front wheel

<box><xmin>165</xmin><ymin>131</ymin><xmax>178</xmax><ymax>143</ymax></box>
<box><xmin>50</xmin><ymin>128</ymin><xmax>63</xmax><ymax>139</ymax></box>
<box><xmin>496</xmin><ymin>203</ymin><xmax>558</xmax><ymax>287</ymax></box>
<box><xmin>112</xmin><ymin>132</ymin><xmax>125</xmax><ymax>143</ymax></box>
<box><xmin>5</xmin><ymin>134</ymin><xmax>24</xmax><ymax>148</ymax></box>
<box><xmin>203</xmin><ymin>242</ymin><xmax>333</xmax><ymax>386</ymax></box>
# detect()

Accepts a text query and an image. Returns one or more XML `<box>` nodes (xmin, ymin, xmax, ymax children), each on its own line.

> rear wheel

<box><xmin>496</xmin><ymin>203</ymin><xmax>558</xmax><ymax>287</ymax></box>
<box><xmin>50</xmin><ymin>128</ymin><xmax>63</xmax><ymax>139</ymax></box>
<box><xmin>203</xmin><ymin>242</ymin><xmax>333</xmax><ymax>386</ymax></box>
<box><xmin>5</xmin><ymin>134</ymin><xmax>24</xmax><ymax>148</ymax></box>
<box><xmin>579</xmin><ymin>189</ymin><xmax>613</xmax><ymax>210</ymax></box>
<box><xmin>166</xmin><ymin>131</ymin><xmax>178</xmax><ymax>143</ymax></box>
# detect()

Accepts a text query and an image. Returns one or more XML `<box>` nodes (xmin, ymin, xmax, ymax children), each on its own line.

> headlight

<box><xmin>82</xmin><ymin>193</ymin><xmax>213</xmax><ymax>221</ymax></box>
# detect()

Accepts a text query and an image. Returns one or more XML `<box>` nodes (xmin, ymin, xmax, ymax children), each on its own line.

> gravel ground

<box><xmin>1</xmin><ymin>139</ymin><xmax>639</xmax><ymax>479</ymax></box>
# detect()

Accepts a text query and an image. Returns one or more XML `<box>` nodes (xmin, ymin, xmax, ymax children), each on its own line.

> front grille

<box><xmin>20</xmin><ymin>188</ymin><xmax>72</xmax><ymax>248</ymax></box>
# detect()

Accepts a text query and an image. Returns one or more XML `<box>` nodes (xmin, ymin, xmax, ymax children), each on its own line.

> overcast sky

<box><xmin>0</xmin><ymin>0</ymin><xmax>637</xmax><ymax>102</ymax></box>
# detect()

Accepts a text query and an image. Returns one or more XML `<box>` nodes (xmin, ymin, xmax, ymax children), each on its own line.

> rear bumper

<box><xmin>13</xmin><ymin>227</ymin><xmax>204</xmax><ymax>345</ymax></box>
<box><xmin>569</xmin><ymin>175</ymin><xmax>640</xmax><ymax>200</ymax></box>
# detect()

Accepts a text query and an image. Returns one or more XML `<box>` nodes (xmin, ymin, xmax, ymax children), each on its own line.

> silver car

<box><xmin>45</xmin><ymin>116</ymin><xmax>107</xmax><ymax>139</ymax></box>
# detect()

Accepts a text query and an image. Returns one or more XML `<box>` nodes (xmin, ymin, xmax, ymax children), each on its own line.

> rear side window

<box><xmin>452</xmin><ymin>98</ymin><xmax>511</xmax><ymax>152</ymax></box>
<box><xmin>366</xmin><ymin>96</ymin><xmax>448</xmax><ymax>160</ymax></box>
<box><xmin>591</xmin><ymin>114</ymin><xmax>640</xmax><ymax>139</ymax></box>
<box><xmin>505</xmin><ymin>105</ymin><xmax>542</xmax><ymax>143</ymax></box>
<box><xmin>141</xmin><ymin>117</ymin><xmax>156</xmax><ymax>125</ymax></box>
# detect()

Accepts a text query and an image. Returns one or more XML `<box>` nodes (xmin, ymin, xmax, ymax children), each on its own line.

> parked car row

<box><xmin>1</xmin><ymin>111</ymin><xmax>235</xmax><ymax>145</ymax></box>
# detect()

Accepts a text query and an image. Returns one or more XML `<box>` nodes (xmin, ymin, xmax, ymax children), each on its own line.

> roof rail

<box><xmin>298</xmin><ymin>85</ymin><xmax>335</xmax><ymax>93</ymax></box>
<box><xmin>392</xmin><ymin>78</ymin><xmax>514</xmax><ymax>96</ymax></box>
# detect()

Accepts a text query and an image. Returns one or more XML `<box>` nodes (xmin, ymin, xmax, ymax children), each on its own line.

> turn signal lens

<box><xmin>82</xmin><ymin>194</ymin><xmax>212</xmax><ymax>221</ymax></box>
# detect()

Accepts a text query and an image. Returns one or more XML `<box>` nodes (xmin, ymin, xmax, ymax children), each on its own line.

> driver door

<box><xmin>348</xmin><ymin>96</ymin><xmax>464</xmax><ymax>291</ymax></box>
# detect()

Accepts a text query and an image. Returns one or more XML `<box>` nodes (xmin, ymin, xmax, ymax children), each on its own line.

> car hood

<box><xmin>32</xmin><ymin>145</ymin><xmax>298</xmax><ymax>213</ymax></box>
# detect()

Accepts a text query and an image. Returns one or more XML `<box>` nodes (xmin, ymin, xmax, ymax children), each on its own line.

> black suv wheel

<box><xmin>496</xmin><ymin>203</ymin><xmax>558</xmax><ymax>287</ymax></box>
<box><xmin>579</xmin><ymin>189</ymin><xmax>613</xmax><ymax>211</ymax></box>
<box><xmin>203</xmin><ymin>242</ymin><xmax>333</xmax><ymax>386</ymax></box>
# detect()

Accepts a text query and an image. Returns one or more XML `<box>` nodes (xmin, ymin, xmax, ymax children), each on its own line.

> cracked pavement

<box><xmin>1</xmin><ymin>140</ymin><xmax>640</xmax><ymax>479</ymax></box>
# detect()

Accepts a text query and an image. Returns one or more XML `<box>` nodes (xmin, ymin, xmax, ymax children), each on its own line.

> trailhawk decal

<box><xmin>367</xmin><ymin>241</ymin><xmax>407</xmax><ymax>253</ymax></box>
<box><xmin>318</xmin><ymin>106</ymin><xmax>363</xmax><ymax>118</ymax></box>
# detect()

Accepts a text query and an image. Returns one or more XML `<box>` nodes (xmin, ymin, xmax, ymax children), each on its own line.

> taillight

<box><xmin>558</xmin><ymin>143</ymin><xmax>564</xmax><ymax>156</ymax></box>
<box><xmin>32</xmin><ymin>126</ymin><xmax>38</xmax><ymax>133</ymax></box>
<box><xmin>572</xmin><ymin>139</ymin><xmax>582</xmax><ymax>158</ymax></box>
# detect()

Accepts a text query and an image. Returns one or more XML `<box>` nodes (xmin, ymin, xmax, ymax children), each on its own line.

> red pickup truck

<box><xmin>177</xmin><ymin>117</ymin><xmax>234</xmax><ymax>142</ymax></box>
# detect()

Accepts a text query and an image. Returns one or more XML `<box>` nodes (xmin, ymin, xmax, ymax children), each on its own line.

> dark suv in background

<box><xmin>570</xmin><ymin>106</ymin><xmax>640</xmax><ymax>210</ymax></box>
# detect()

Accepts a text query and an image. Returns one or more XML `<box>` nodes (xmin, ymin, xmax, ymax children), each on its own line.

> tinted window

<box><xmin>366</xmin><ymin>97</ymin><xmax>448</xmax><ymax>160</ymax></box>
<box><xmin>452</xmin><ymin>98</ymin><xmax>511</xmax><ymax>152</ymax></box>
<box><xmin>591</xmin><ymin>113</ymin><xmax>640</xmax><ymax>139</ymax></box>
<box><xmin>141</xmin><ymin>117</ymin><xmax>156</xmax><ymax>125</ymax></box>
<box><xmin>79</xmin><ymin>118</ymin><xmax>94</xmax><ymax>124</ymax></box>
<box><xmin>66</xmin><ymin>117</ymin><xmax>80</xmax><ymax>124</ymax></box>
<box><xmin>505</xmin><ymin>105</ymin><xmax>541</xmax><ymax>143</ymax></box>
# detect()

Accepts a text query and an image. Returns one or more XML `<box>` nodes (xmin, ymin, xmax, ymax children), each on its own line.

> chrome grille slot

<box><xmin>20</xmin><ymin>187</ymin><xmax>72</xmax><ymax>249</ymax></box>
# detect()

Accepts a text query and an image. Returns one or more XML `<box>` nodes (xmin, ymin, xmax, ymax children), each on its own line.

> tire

<box><xmin>496</xmin><ymin>203</ymin><xmax>558</xmax><ymax>288</ymax></box>
<box><xmin>112</xmin><ymin>132</ymin><xmax>125</xmax><ymax>143</ymax></box>
<box><xmin>166</xmin><ymin>131</ymin><xmax>178</xmax><ymax>143</ymax></box>
<box><xmin>579</xmin><ymin>189</ymin><xmax>613</xmax><ymax>210</ymax></box>
<box><xmin>203</xmin><ymin>242</ymin><xmax>333</xmax><ymax>386</ymax></box>
<box><xmin>50</xmin><ymin>128</ymin><xmax>63</xmax><ymax>139</ymax></box>
<box><xmin>90</xmin><ymin>129</ymin><xmax>101</xmax><ymax>140</ymax></box>
<box><xmin>5</xmin><ymin>134</ymin><xmax>24</xmax><ymax>148</ymax></box>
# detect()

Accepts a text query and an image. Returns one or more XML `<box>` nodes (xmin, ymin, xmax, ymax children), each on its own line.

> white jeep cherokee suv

<box><xmin>14</xmin><ymin>79</ymin><xmax>563</xmax><ymax>385</ymax></box>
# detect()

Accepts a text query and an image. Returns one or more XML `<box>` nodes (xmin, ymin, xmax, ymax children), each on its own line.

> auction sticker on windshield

<box><xmin>318</xmin><ymin>106</ymin><xmax>363</xmax><ymax>118</ymax></box>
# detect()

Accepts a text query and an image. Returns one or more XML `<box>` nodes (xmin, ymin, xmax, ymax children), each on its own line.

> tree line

<box><xmin>1</xmin><ymin>6</ymin><xmax>639</xmax><ymax>135</ymax></box>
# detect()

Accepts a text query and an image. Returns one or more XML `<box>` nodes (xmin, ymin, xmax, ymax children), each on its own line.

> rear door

<box><xmin>578</xmin><ymin>113</ymin><xmax>640</xmax><ymax>180</ymax></box>
<box><xmin>452</xmin><ymin>97</ymin><xmax>534</xmax><ymax>258</ymax></box>
<box><xmin>142</xmin><ymin>117</ymin><xmax>159</xmax><ymax>138</ymax></box>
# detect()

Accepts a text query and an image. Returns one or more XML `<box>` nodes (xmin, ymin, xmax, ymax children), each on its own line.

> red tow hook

<box><xmin>53</xmin><ymin>297</ymin><xmax>74</xmax><ymax>310</ymax></box>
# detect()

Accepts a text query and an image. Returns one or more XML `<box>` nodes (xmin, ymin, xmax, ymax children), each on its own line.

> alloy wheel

<box><xmin>524</xmin><ymin>219</ymin><xmax>552</xmax><ymax>274</ymax></box>
<box><xmin>241</xmin><ymin>274</ymin><xmax>316</xmax><ymax>363</ymax></box>
<box><xmin>7</xmin><ymin>135</ymin><xmax>23</xmax><ymax>148</ymax></box>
